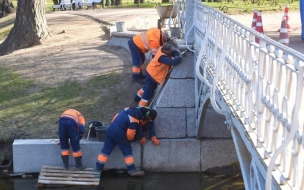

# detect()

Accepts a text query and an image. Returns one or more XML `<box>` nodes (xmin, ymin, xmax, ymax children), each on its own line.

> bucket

<box><xmin>87</xmin><ymin>121</ymin><xmax>104</xmax><ymax>139</ymax></box>
<box><xmin>95</xmin><ymin>126</ymin><xmax>107</xmax><ymax>142</ymax></box>
<box><xmin>116</xmin><ymin>22</ymin><xmax>126</xmax><ymax>32</ymax></box>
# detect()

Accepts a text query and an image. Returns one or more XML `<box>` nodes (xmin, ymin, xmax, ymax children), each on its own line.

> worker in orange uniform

<box><xmin>134</xmin><ymin>43</ymin><xmax>182</xmax><ymax>107</ymax></box>
<box><xmin>128</xmin><ymin>28</ymin><xmax>169</xmax><ymax>85</ymax></box>
<box><xmin>96</xmin><ymin>107</ymin><xmax>158</xmax><ymax>176</ymax></box>
<box><xmin>58</xmin><ymin>109</ymin><xmax>86</xmax><ymax>171</ymax></box>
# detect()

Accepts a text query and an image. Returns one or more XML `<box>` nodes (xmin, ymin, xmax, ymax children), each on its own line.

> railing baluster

<box><xmin>185</xmin><ymin>1</ymin><xmax>304</xmax><ymax>188</ymax></box>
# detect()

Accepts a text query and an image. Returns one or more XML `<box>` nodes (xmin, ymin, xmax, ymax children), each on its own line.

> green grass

<box><xmin>0</xmin><ymin>68</ymin><xmax>123</xmax><ymax>142</ymax></box>
<box><xmin>0</xmin><ymin>27</ymin><xmax>11</xmax><ymax>41</ymax></box>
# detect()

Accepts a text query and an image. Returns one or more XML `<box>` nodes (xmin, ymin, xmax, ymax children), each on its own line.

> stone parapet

<box><xmin>13</xmin><ymin>138</ymin><xmax>237</xmax><ymax>173</ymax></box>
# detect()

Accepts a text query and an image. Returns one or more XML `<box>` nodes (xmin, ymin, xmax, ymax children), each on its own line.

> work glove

<box><xmin>139</xmin><ymin>137</ymin><xmax>146</xmax><ymax>146</ymax></box>
<box><xmin>151</xmin><ymin>136</ymin><xmax>160</xmax><ymax>145</ymax></box>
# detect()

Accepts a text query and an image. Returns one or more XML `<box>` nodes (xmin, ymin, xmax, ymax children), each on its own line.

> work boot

<box><xmin>96</xmin><ymin>162</ymin><xmax>103</xmax><ymax>173</ymax></box>
<box><xmin>61</xmin><ymin>155</ymin><xmax>69</xmax><ymax>170</ymax></box>
<box><xmin>134</xmin><ymin>78</ymin><xmax>145</xmax><ymax>85</ymax></box>
<box><xmin>75</xmin><ymin>156</ymin><xmax>85</xmax><ymax>171</ymax></box>
<box><xmin>128</xmin><ymin>169</ymin><xmax>144</xmax><ymax>176</ymax></box>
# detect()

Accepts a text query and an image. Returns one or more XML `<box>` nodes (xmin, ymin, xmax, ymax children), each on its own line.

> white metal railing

<box><xmin>179</xmin><ymin>1</ymin><xmax>304</xmax><ymax>189</ymax></box>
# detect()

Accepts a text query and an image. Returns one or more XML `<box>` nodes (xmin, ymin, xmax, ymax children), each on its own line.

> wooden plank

<box><xmin>40</xmin><ymin>169</ymin><xmax>100</xmax><ymax>175</ymax></box>
<box><xmin>38</xmin><ymin>165</ymin><xmax>100</xmax><ymax>187</ymax></box>
<box><xmin>38</xmin><ymin>179</ymin><xmax>99</xmax><ymax>186</ymax></box>
<box><xmin>41</xmin><ymin>165</ymin><xmax>96</xmax><ymax>171</ymax></box>
<box><xmin>38</xmin><ymin>176</ymin><xmax>99</xmax><ymax>182</ymax></box>
<box><xmin>40</xmin><ymin>172</ymin><xmax>99</xmax><ymax>178</ymax></box>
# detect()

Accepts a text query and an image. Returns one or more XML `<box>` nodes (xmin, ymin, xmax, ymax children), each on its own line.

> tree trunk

<box><xmin>0</xmin><ymin>0</ymin><xmax>48</xmax><ymax>56</ymax></box>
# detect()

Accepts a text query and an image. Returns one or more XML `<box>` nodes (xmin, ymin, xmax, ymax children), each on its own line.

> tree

<box><xmin>0</xmin><ymin>0</ymin><xmax>48</xmax><ymax>56</ymax></box>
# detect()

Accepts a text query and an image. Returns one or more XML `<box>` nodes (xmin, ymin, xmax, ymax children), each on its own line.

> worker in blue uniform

<box><xmin>58</xmin><ymin>109</ymin><xmax>86</xmax><ymax>171</ymax></box>
<box><xmin>96</xmin><ymin>107</ymin><xmax>158</xmax><ymax>176</ymax></box>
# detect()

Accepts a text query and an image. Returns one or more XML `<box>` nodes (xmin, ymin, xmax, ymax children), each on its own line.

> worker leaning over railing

<box><xmin>134</xmin><ymin>43</ymin><xmax>182</xmax><ymax>107</ymax></box>
<box><xmin>58</xmin><ymin>109</ymin><xmax>86</xmax><ymax>171</ymax></box>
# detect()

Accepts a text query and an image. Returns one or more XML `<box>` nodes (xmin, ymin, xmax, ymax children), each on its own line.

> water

<box><xmin>0</xmin><ymin>170</ymin><xmax>244</xmax><ymax>190</ymax></box>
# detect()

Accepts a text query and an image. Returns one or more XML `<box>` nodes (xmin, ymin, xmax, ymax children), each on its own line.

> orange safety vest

<box><xmin>133</xmin><ymin>28</ymin><xmax>164</xmax><ymax>55</ymax></box>
<box><xmin>147</xmin><ymin>49</ymin><xmax>171</xmax><ymax>84</ymax></box>
<box><xmin>61</xmin><ymin>109</ymin><xmax>85</xmax><ymax>127</ymax></box>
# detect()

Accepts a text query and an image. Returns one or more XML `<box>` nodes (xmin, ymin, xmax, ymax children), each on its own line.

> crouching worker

<box><xmin>96</xmin><ymin>107</ymin><xmax>157</xmax><ymax>176</ymax></box>
<box><xmin>58</xmin><ymin>109</ymin><xmax>86</xmax><ymax>171</ymax></box>
<box><xmin>134</xmin><ymin>43</ymin><xmax>182</xmax><ymax>107</ymax></box>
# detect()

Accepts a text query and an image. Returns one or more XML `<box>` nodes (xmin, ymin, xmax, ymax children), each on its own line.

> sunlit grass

<box><xmin>0</xmin><ymin>68</ymin><xmax>121</xmax><ymax>142</ymax></box>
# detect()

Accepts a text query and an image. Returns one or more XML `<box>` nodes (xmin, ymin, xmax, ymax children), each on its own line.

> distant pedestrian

<box><xmin>96</xmin><ymin>107</ymin><xmax>157</xmax><ymax>176</ymax></box>
<box><xmin>128</xmin><ymin>28</ymin><xmax>169</xmax><ymax>84</ymax></box>
<box><xmin>58</xmin><ymin>109</ymin><xmax>86</xmax><ymax>171</ymax></box>
<box><xmin>134</xmin><ymin>43</ymin><xmax>182</xmax><ymax>107</ymax></box>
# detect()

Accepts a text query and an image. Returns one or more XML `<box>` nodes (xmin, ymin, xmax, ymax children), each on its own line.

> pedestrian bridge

<box><xmin>168</xmin><ymin>0</ymin><xmax>304</xmax><ymax>189</ymax></box>
<box><xmin>12</xmin><ymin>2</ymin><xmax>303</xmax><ymax>190</ymax></box>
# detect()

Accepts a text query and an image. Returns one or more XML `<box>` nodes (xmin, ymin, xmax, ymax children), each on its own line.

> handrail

<box><xmin>192</xmin><ymin>2</ymin><xmax>304</xmax><ymax>189</ymax></box>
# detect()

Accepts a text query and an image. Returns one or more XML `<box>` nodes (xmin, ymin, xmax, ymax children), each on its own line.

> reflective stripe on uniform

<box><xmin>132</xmin><ymin>67</ymin><xmax>141</xmax><ymax>74</ymax></box>
<box><xmin>137</xmin><ymin>88</ymin><xmax>144</xmax><ymax>98</ymax></box>
<box><xmin>73</xmin><ymin>150</ymin><xmax>82</xmax><ymax>157</ymax></box>
<box><xmin>98</xmin><ymin>153</ymin><xmax>108</xmax><ymax>163</ymax></box>
<box><xmin>124</xmin><ymin>156</ymin><xmax>134</xmax><ymax>165</ymax></box>
<box><xmin>139</xmin><ymin>99</ymin><xmax>149</xmax><ymax>107</ymax></box>
<box><xmin>128</xmin><ymin>115</ymin><xmax>139</xmax><ymax>124</ymax></box>
<box><xmin>61</xmin><ymin>149</ymin><xmax>70</xmax><ymax>156</ymax></box>
<box><xmin>139</xmin><ymin>31</ymin><xmax>149</xmax><ymax>51</ymax></box>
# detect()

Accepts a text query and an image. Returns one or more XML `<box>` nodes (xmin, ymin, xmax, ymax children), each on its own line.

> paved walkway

<box><xmin>50</xmin><ymin>8</ymin><xmax>303</xmax><ymax>54</ymax></box>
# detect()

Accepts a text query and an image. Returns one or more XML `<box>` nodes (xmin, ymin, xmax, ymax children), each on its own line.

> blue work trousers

<box><xmin>128</xmin><ymin>39</ymin><xmax>146</xmax><ymax>79</ymax></box>
<box><xmin>97</xmin><ymin>133</ymin><xmax>136</xmax><ymax>172</ymax></box>
<box><xmin>58</xmin><ymin>118</ymin><xmax>81</xmax><ymax>154</ymax></box>
<box><xmin>134</xmin><ymin>74</ymin><xmax>158</xmax><ymax>102</ymax></box>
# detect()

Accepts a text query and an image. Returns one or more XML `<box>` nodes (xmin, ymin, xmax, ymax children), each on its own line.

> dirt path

<box><xmin>0</xmin><ymin>8</ymin><xmax>302</xmax><ymax>132</ymax></box>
